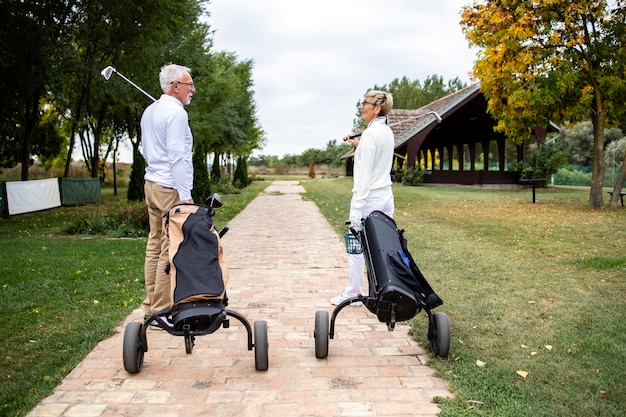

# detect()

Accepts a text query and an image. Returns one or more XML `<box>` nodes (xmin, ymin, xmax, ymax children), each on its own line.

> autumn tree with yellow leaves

<box><xmin>461</xmin><ymin>0</ymin><xmax>626</xmax><ymax>208</ymax></box>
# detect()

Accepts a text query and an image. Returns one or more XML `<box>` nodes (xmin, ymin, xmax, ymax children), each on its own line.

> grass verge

<box><xmin>300</xmin><ymin>178</ymin><xmax>626</xmax><ymax>417</ymax></box>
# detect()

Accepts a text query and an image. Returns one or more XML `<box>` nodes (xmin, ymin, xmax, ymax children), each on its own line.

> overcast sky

<box><xmin>204</xmin><ymin>0</ymin><xmax>478</xmax><ymax>158</ymax></box>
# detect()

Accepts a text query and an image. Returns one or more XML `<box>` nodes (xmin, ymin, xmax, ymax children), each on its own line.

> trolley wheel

<box><xmin>314</xmin><ymin>310</ymin><xmax>329</xmax><ymax>359</ymax></box>
<box><xmin>122</xmin><ymin>322</ymin><xmax>144</xmax><ymax>373</ymax></box>
<box><xmin>253</xmin><ymin>320</ymin><xmax>269</xmax><ymax>371</ymax></box>
<box><xmin>429</xmin><ymin>312</ymin><xmax>450</xmax><ymax>358</ymax></box>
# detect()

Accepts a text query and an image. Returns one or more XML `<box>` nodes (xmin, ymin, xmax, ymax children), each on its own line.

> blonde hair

<box><xmin>365</xmin><ymin>90</ymin><xmax>393</xmax><ymax>116</ymax></box>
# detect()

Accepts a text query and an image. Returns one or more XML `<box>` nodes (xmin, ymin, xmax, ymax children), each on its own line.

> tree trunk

<box><xmin>608</xmin><ymin>151</ymin><xmax>626</xmax><ymax>209</ymax></box>
<box><xmin>89</xmin><ymin>105</ymin><xmax>107</xmax><ymax>179</ymax></box>
<box><xmin>588</xmin><ymin>91</ymin><xmax>606</xmax><ymax>209</ymax></box>
<box><xmin>112</xmin><ymin>137</ymin><xmax>118</xmax><ymax>197</ymax></box>
<box><xmin>64</xmin><ymin>91</ymin><xmax>86</xmax><ymax>177</ymax></box>
<box><xmin>20</xmin><ymin>94</ymin><xmax>40</xmax><ymax>181</ymax></box>
<box><xmin>20</xmin><ymin>130</ymin><xmax>31</xmax><ymax>181</ymax></box>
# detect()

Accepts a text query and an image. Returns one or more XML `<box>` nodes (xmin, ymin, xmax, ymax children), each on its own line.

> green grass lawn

<box><xmin>1</xmin><ymin>177</ymin><xmax>624</xmax><ymax>417</ymax></box>
<box><xmin>301</xmin><ymin>178</ymin><xmax>626</xmax><ymax>417</ymax></box>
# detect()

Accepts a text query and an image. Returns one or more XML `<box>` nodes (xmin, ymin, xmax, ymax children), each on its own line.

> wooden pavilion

<box><xmin>343</xmin><ymin>83</ymin><xmax>559</xmax><ymax>185</ymax></box>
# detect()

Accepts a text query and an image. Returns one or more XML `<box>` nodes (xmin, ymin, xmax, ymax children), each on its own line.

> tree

<box><xmin>461</xmin><ymin>0</ymin><xmax>626</xmax><ymax>208</ymax></box>
<box><xmin>127</xmin><ymin>148</ymin><xmax>146</xmax><ymax>202</ymax></box>
<box><xmin>210</xmin><ymin>153</ymin><xmax>222</xmax><ymax>183</ymax></box>
<box><xmin>518</xmin><ymin>141</ymin><xmax>569</xmax><ymax>186</ymax></box>
<box><xmin>353</xmin><ymin>75</ymin><xmax>467</xmax><ymax>130</ymax></box>
<box><xmin>190</xmin><ymin>52</ymin><xmax>261</xmax><ymax>157</ymax></box>
<box><xmin>233</xmin><ymin>155</ymin><xmax>250</xmax><ymax>188</ymax></box>
<box><xmin>192</xmin><ymin>141</ymin><xmax>211</xmax><ymax>201</ymax></box>
<box><xmin>605</xmin><ymin>136</ymin><xmax>626</xmax><ymax>207</ymax></box>
<box><xmin>381</xmin><ymin>74</ymin><xmax>466</xmax><ymax>109</ymax></box>
<box><xmin>561</xmin><ymin>121</ymin><xmax>623</xmax><ymax>166</ymax></box>
<box><xmin>69</xmin><ymin>0</ymin><xmax>206</xmax><ymax>181</ymax></box>
<box><xmin>0</xmin><ymin>0</ymin><xmax>76</xmax><ymax>180</ymax></box>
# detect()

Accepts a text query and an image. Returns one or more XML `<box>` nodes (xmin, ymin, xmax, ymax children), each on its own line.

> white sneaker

<box><xmin>330</xmin><ymin>294</ymin><xmax>363</xmax><ymax>306</ymax></box>
<box><xmin>149</xmin><ymin>315</ymin><xmax>173</xmax><ymax>331</ymax></box>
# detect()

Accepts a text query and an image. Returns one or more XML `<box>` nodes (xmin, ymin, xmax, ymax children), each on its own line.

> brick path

<box><xmin>27</xmin><ymin>180</ymin><xmax>452</xmax><ymax>417</ymax></box>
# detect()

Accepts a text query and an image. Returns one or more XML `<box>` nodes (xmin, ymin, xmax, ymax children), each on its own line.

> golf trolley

<box><xmin>122</xmin><ymin>194</ymin><xmax>269</xmax><ymax>373</ymax></box>
<box><xmin>314</xmin><ymin>210</ymin><xmax>450</xmax><ymax>359</ymax></box>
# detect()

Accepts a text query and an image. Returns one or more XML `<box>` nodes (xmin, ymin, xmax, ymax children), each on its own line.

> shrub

<box><xmin>399</xmin><ymin>166</ymin><xmax>427</xmax><ymax>186</ymax></box>
<box><xmin>516</xmin><ymin>142</ymin><xmax>568</xmax><ymax>187</ymax></box>
<box><xmin>127</xmin><ymin>151</ymin><xmax>146</xmax><ymax>202</ymax></box>
<box><xmin>192</xmin><ymin>142</ymin><xmax>211</xmax><ymax>201</ymax></box>
<box><xmin>107</xmin><ymin>202</ymin><xmax>150</xmax><ymax>237</ymax></box>
<box><xmin>233</xmin><ymin>156</ymin><xmax>251</xmax><ymax>188</ymax></box>
<box><xmin>63</xmin><ymin>201</ymin><xmax>149</xmax><ymax>237</ymax></box>
<box><xmin>213</xmin><ymin>178</ymin><xmax>241</xmax><ymax>195</ymax></box>
<box><xmin>553</xmin><ymin>165</ymin><xmax>592</xmax><ymax>186</ymax></box>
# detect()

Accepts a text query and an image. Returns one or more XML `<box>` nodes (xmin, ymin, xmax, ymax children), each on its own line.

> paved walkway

<box><xmin>27</xmin><ymin>180</ymin><xmax>452</xmax><ymax>417</ymax></box>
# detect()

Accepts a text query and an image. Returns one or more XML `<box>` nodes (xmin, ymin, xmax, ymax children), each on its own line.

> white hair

<box><xmin>159</xmin><ymin>64</ymin><xmax>192</xmax><ymax>92</ymax></box>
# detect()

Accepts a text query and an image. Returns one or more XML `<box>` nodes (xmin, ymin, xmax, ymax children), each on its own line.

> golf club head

<box><xmin>100</xmin><ymin>66</ymin><xmax>116</xmax><ymax>81</ymax></box>
<box><xmin>204</xmin><ymin>193</ymin><xmax>223</xmax><ymax>209</ymax></box>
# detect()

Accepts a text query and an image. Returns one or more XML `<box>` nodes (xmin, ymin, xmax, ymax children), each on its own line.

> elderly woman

<box><xmin>331</xmin><ymin>90</ymin><xmax>395</xmax><ymax>306</ymax></box>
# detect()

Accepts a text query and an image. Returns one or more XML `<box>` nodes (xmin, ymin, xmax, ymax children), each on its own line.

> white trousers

<box><xmin>343</xmin><ymin>188</ymin><xmax>394</xmax><ymax>297</ymax></box>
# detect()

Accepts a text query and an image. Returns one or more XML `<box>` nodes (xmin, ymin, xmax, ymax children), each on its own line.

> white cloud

<box><xmin>204</xmin><ymin>0</ymin><xmax>478</xmax><ymax>157</ymax></box>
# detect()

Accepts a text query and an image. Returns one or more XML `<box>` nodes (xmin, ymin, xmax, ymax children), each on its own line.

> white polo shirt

<box><xmin>141</xmin><ymin>94</ymin><xmax>194</xmax><ymax>201</ymax></box>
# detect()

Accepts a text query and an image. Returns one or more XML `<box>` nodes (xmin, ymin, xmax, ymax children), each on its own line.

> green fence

<box><xmin>58</xmin><ymin>178</ymin><xmax>101</xmax><ymax>205</ymax></box>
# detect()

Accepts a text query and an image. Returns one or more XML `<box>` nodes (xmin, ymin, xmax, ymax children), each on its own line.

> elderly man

<box><xmin>140</xmin><ymin>64</ymin><xmax>196</xmax><ymax>326</ymax></box>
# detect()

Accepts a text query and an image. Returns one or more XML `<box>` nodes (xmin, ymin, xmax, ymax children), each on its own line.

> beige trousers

<box><xmin>143</xmin><ymin>180</ymin><xmax>180</xmax><ymax>315</ymax></box>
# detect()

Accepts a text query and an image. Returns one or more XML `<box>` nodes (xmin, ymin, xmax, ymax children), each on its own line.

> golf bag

<box><xmin>361</xmin><ymin>210</ymin><xmax>442</xmax><ymax>323</ymax></box>
<box><xmin>165</xmin><ymin>203</ymin><xmax>229</xmax><ymax>327</ymax></box>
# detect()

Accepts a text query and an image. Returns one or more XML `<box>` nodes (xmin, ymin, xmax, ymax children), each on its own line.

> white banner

<box><xmin>6</xmin><ymin>178</ymin><xmax>61</xmax><ymax>215</ymax></box>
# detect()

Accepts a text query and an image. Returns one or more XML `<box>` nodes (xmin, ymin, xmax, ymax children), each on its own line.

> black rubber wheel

<box><xmin>253</xmin><ymin>320</ymin><xmax>269</xmax><ymax>371</ymax></box>
<box><xmin>122</xmin><ymin>322</ymin><xmax>144</xmax><ymax>373</ymax></box>
<box><xmin>429</xmin><ymin>312</ymin><xmax>450</xmax><ymax>358</ymax></box>
<box><xmin>314</xmin><ymin>310</ymin><xmax>329</xmax><ymax>359</ymax></box>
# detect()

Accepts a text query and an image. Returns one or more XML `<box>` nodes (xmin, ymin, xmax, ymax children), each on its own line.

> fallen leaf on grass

<box><xmin>476</xmin><ymin>360</ymin><xmax>486</xmax><ymax>367</ymax></box>
<box><xmin>517</xmin><ymin>370</ymin><xmax>528</xmax><ymax>378</ymax></box>
<box><xmin>545</xmin><ymin>345</ymin><xmax>553</xmax><ymax>350</ymax></box>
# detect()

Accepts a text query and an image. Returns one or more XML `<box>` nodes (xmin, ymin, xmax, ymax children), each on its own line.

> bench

<box><xmin>607</xmin><ymin>191</ymin><xmax>625</xmax><ymax>206</ymax></box>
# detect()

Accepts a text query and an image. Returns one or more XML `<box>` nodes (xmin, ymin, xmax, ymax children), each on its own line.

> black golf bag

<box><xmin>360</xmin><ymin>210</ymin><xmax>442</xmax><ymax>324</ymax></box>
<box><xmin>313</xmin><ymin>210</ymin><xmax>449</xmax><ymax>360</ymax></box>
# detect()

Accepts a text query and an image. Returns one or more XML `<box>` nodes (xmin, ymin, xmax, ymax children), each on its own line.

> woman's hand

<box><xmin>344</xmin><ymin>134</ymin><xmax>360</xmax><ymax>147</ymax></box>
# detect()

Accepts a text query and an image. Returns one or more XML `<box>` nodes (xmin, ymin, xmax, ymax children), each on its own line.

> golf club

<box><xmin>100</xmin><ymin>65</ymin><xmax>156</xmax><ymax>102</ymax></box>
<box><xmin>345</xmin><ymin>110</ymin><xmax>443</xmax><ymax>140</ymax></box>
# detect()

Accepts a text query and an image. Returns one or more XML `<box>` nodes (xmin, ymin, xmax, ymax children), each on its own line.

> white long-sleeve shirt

<box><xmin>349</xmin><ymin>116</ymin><xmax>394</xmax><ymax>222</ymax></box>
<box><xmin>141</xmin><ymin>94</ymin><xmax>194</xmax><ymax>201</ymax></box>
